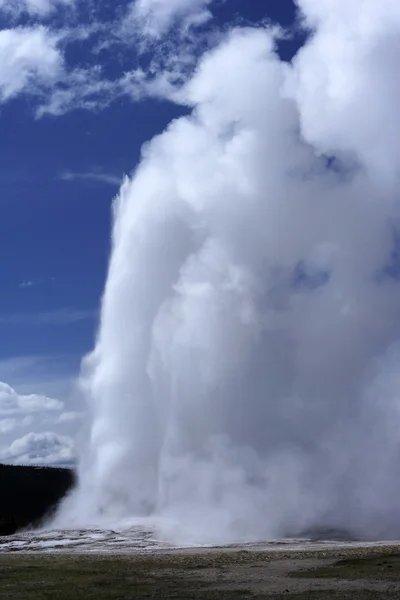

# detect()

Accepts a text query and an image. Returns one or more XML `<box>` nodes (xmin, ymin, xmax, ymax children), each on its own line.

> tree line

<box><xmin>0</xmin><ymin>463</ymin><xmax>75</xmax><ymax>536</ymax></box>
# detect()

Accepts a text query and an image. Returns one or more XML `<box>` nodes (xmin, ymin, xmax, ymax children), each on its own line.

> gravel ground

<box><xmin>2</xmin><ymin>543</ymin><xmax>400</xmax><ymax>598</ymax></box>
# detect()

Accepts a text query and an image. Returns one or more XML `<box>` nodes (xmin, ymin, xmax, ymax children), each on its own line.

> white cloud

<box><xmin>123</xmin><ymin>0</ymin><xmax>213</xmax><ymax>39</ymax></box>
<box><xmin>0</xmin><ymin>418</ymin><xmax>17</xmax><ymax>434</ymax></box>
<box><xmin>0</xmin><ymin>380</ymin><xmax>80</xmax><ymax>465</ymax></box>
<box><xmin>0</xmin><ymin>431</ymin><xmax>76</xmax><ymax>465</ymax></box>
<box><xmin>0</xmin><ymin>0</ymin><xmax>74</xmax><ymax>18</ymax></box>
<box><xmin>0</xmin><ymin>381</ymin><xmax>64</xmax><ymax>417</ymax></box>
<box><xmin>0</xmin><ymin>355</ymin><xmax>80</xmax><ymax>409</ymax></box>
<box><xmin>57</xmin><ymin>411</ymin><xmax>83</xmax><ymax>423</ymax></box>
<box><xmin>0</xmin><ymin>26</ymin><xmax>62</xmax><ymax>101</ymax></box>
<box><xmin>18</xmin><ymin>394</ymin><xmax>62</xmax><ymax>413</ymax></box>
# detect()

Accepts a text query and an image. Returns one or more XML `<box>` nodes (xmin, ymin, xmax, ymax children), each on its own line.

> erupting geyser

<box><xmin>58</xmin><ymin>0</ymin><xmax>400</xmax><ymax>544</ymax></box>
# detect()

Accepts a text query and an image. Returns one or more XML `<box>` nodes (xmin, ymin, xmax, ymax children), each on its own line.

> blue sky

<box><xmin>0</xmin><ymin>0</ymin><xmax>306</xmax><ymax>463</ymax></box>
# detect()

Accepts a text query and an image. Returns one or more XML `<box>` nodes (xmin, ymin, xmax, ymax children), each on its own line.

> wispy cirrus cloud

<box><xmin>0</xmin><ymin>308</ymin><xmax>96</xmax><ymax>326</ymax></box>
<box><xmin>59</xmin><ymin>168</ymin><xmax>123</xmax><ymax>187</ymax></box>
<box><xmin>122</xmin><ymin>0</ymin><xmax>214</xmax><ymax>39</ymax></box>
<box><xmin>0</xmin><ymin>0</ymin><xmax>215</xmax><ymax>117</ymax></box>
<box><xmin>19</xmin><ymin>280</ymin><xmax>34</xmax><ymax>288</ymax></box>
<box><xmin>0</xmin><ymin>354</ymin><xmax>80</xmax><ymax>394</ymax></box>
<box><xmin>36</xmin><ymin>65</ymin><xmax>118</xmax><ymax>117</ymax></box>
<box><xmin>38</xmin><ymin>67</ymin><xmax>184</xmax><ymax>117</ymax></box>
<box><xmin>18</xmin><ymin>276</ymin><xmax>55</xmax><ymax>289</ymax></box>
<box><xmin>0</xmin><ymin>0</ymin><xmax>75</xmax><ymax>18</ymax></box>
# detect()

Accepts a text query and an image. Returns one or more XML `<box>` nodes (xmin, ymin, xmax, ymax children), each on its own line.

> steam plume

<box><xmin>59</xmin><ymin>0</ymin><xmax>400</xmax><ymax>543</ymax></box>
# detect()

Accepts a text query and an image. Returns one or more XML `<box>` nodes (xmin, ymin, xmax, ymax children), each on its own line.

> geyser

<box><xmin>59</xmin><ymin>0</ymin><xmax>400</xmax><ymax>543</ymax></box>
